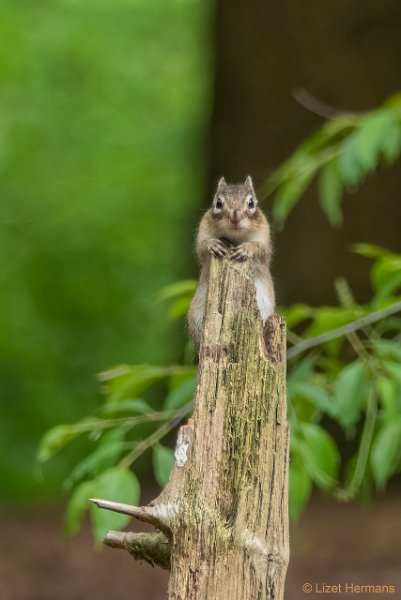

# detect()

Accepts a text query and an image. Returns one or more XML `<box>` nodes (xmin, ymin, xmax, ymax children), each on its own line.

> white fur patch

<box><xmin>255</xmin><ymin>278</ymin><xmax>274</xmax><ymax>322</ymax></box>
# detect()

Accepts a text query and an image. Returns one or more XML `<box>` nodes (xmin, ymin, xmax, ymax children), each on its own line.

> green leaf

<box><xmin>381</xmin><ymin>122</ymin><xmax>401</xmax><ymax>164</ymax></box>
<box><xmin>100</xmin><ymin>365</ymin><xmax>173</xmax><ymax>402</ymax></box>
<box><xmin>279</xmin><ymin>303</ymin><xmax>313</xmax><ymax>328</ymax></box>
<box><xmin>38</xmin><ymin>425</ymin><xmax>80</xmax><ymax>463</ymax></box>
<box><xmin>371</xmin><ymin>260</ymin><xmax>401</xmax><ymax>299</ymax></box>
<box><xmin>373</xmin><ymin>339</ymin><xmax>401</xmax><ymax>363</ymax></box>
<box><xmin>352</xmin><ymin>243</ymin><xmax>395</xmax><ymax>260</ymax></box>
<box><xmin>164</xmin><ymin>377</ymin><xmax>196</xmax><ymax>411</ymax></box>
<box><xmin>332</xmin><ymin>360</ymin><xmax>370</xmax><ymax>428</ymax></box>
<box><xmin>376</xmin><ymin>377</ymin><xmax>400</xmax><ymax>422</ymax></box>
<box><xmin>168</xmin><ymin>367</ymin><xmax>198</xmax><ymax>392</ymax></box>
<box><xmin>339</xmin><ymin>136</ymin><xmax>365</xmax><ymax>187</ymax></box>
<box><xmin>375</xmin><ymin>316</ymin><xmax>401</xmax><ymax>334</ymax></box>
<box><xmin>292</xmin><ymin>125</ymin><xmax>334</xmax><ymax>157</ymax></box>
<box><xmin>289</xmin><ymin>460</ymin><xmax>312</xmax><ymax>520</ymax></box>
<box><xmin>370</xmin><ymin>418</ymin><xmax>401</xmax><ymax>489</ymax></box>
<box><xmin>287</xmin><ymin>354</ymin><xmax>318</xmax><ymax>384</ymax></box>
<box><xmin>153</xmin><ymin>444</ymin><xmax>174</xmax><ymax>487</ymax></box>
<box><xmin>64</xmin><ymin>481</ymin><xmax>94</xmax><ymax>537</ymax></box>
<box><xmin>101</xmin><ymin>399</ymin><xmax>152</xmax><ymax>416</ymax></box>
<box><xmin>383</xmin><ymin>361</ymin><xmax>401</xmax><ymax>386</ymax></box>
<box><xmin>158</xmin><ymin>279</ymin><xmax>197</xmax><ymax>302</ymax></box>
<box><xmin>354</xmin><ymin>110</ymin><xmax>399</xmax><ymax>171</ymax></box>
<box><xmin>272</xmin><ymin>166</ymin><xmax>315</xmax><ymax>228</ymax></box>
<box><xmin>65</xmin><ymin>429</ymin><xmax>126</xmax><ymax>488</ymax></box>
<box><xmin>383</xmin><ymin>92</ymin><xmax>401</xmax><ymax>108</ymax></box>
<box><xmin>304</xmin><ymin>306</ymin><xmax>365</xmax><ymax>338</ymax></box>
<box><xmin>170</xmin><ymin>295</ymin><xmax>194</xmax><ymax>320</ymax></box>
<box><xmin>318</xmin><ymin>159</ymin><xmax>343</xmax><ymax>226</ymax></box>
<box><xmin>90</xmin><ymin>467</ymin><xmax>140</xmax><ymax>544</ymax></box>
<box><xmin>298</xmin><ymin>423</ymin><xmax>340</xmax><ymax>490</ymax></box>
<box><xmin>289</xmin><ymin>396</ymin><xmax>318</xmax><ymax>426</ymax></box>
<box><xmin>288</xmin><ymin>381</ymin><xmax>333</xmax><ymax>415</ymax></box>
<box><xmin>38</xmin><ymin>416</ymin><xmax>111</xmax><ymax>463</ymax></box>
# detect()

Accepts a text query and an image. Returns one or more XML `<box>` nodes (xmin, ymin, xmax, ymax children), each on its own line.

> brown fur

<box><xmin>188</xmin><ymin>176</ymin><xmax>275</xmax><ymax>344</ymax></box>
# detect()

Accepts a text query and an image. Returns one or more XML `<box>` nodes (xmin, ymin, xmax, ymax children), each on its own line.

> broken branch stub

<box><xmin>92</xmin><ymin>257</ymin><xmax>289</xmax><ymax>600</ymax></box>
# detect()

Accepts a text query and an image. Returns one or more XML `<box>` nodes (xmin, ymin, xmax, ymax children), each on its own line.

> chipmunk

<box><xmin>188</xmin><ymin>176</ymin><xmax>275</xmax><ymax>343</ymax></box>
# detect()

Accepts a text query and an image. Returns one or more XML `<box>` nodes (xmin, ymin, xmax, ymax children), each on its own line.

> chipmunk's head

<box><xmin>212</xmin><ymin>176</ymin><xmax>260</xmax><ymax>238</ymax></box>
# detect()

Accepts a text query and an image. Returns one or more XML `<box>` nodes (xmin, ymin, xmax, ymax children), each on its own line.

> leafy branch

<box><xmin>263</xmin><ymin>92</ymin><xmax>401</xmax><ymax>227</ymax></box>
<box><xmin>37</xmin><ymin>92</ymin><xmax>401</xmax><ymax>541</ymax></box>
<box><xmin>38</xmin><ymin>241</ymin><xmax>401</xmax><ymax>535</ymax></box>
<box><xmin>287</xmin><ymin>298</ymin><xmax>401</xmax><ymax>359</ymax></box>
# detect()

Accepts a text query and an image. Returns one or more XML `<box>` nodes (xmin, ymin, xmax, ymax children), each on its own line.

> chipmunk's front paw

<box><xmin>230</xmin><ymin>243</ymin><xmax>251</xmax><ymax>261</ymax></box>
<box><xmin>208</xmin><ymin>239</ymin><xmax>228</xmax><ymax>258</ymax></box>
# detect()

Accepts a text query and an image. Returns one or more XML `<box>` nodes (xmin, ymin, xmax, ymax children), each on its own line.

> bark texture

<box><xmin>92</xmin><ymin>257</ymin><xmax>289</xmax><ymax>600</ymax></box>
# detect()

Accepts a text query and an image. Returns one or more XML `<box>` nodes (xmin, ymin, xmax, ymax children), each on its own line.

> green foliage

<box><xmin>296</xmin><ymin>423</ymin><xmax>340</xmax><ymax>491</ymax></box>
<box><xmin>285</xmin><ymin>244</ymin><xmax>401</xmax><ymax>513</ymax></box>
<box><xmin>38</xmin><ymin>425</ymin><xmax>88</xmax><ymax>465</ymax></box>
<box><xmin>39</xmin><ymin>364</ymin><xmax>195</xmax><ymax>540</ymax></box>
<box><xmin>0</xmin><ymin>0</ymin><xmax>212</xmax><ymax>500</ymax></box>
<box><xmin>35</xmin><ymin>84</ymin><xmax>401</xmax><ymax>540</ymax></box>
<box><xmin>289</xmin><ymin>459</ymin><xmax>312</xmax><ymax>521</ymax></box>
<box><xmin>37</xmin><ymin>417</ymin><xmax>104</xmax><ymax>464</ymax></box>
<box><xmin>265</xmin><ymin>94</ymin><xmax>401</xmax><ymax>227</ymax></box>
<box><xmin>332</xmin><ymin>361</ymin><xmax>370</xmax><ymax>429</ymax></box>
<box><xmin>99</xmin><ymin>365</ymin><xmax>181</xmax><ymax>402</ymax></box>
<box><xmin>370</xmin><ymin>418</ymin><xmax>401</xmax><ymax>489</ymax></box>
<box><xmin>153</xmin><ymin>444</ymin><xmax>175</xmax><ymax>487</ymax></box>
<box><xmin>65</xmin><ymin>481</ymin><xmax>95</xmax><ymax>537</ymax></box>
<box><xmin>318</xmin><ymin>159</ymin><xmax>343</xmax><ymax>226</ymax></box>
<box><xmin>64</xmin><ymin>467</ymin><xmax>140</xmax><ymax>544</ymax></box>
<box><xmin>159</xmin><ymin>280</ymin><xmax>197</xmax><ymax>320</ymax></box>
<box><xmin>164</xmin><ymin>377</ymin><xmax>197</xmax><ymax>410</ymax></box>
<box><xmin>39</xmin><ymin>242</ymin><xmax>401</xmax><ymax>539</ymax></box>
<box><xmin>65</xmin><ymin>429</ymin><xmax>127</xmax><ymax>489</ymax></box>
<box><xmin>90</xmin><ymin>468</ymin><xmax>140</xmax><ymax>545</ymax></box>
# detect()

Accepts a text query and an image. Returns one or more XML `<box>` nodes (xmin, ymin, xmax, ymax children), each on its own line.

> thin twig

<box><xmin>64</xmin><ymin>409</ymin><xmax>180</xmax><ymax>434</ymax></box>
<box><xmin>89</xmin><ymin>498</ymin><xmax>172</xmax><ymax>534</ymax></box>
<box><xmin>90</xmin><ymin>499</ymin><xmax>157</xmax><ymax>524</ymax></box>
<box><xmin>287</xmin><ymin>330</ymin><xmax>303</xmax><ymax>345</ymax></box>
<box><xmin>338</xmin><ymin>390</ymin><xmax>378</xmax><ymax>501</ymax></box>
<box><xmin>103</xmin><ymin>531</ymin><xmax>171</xmax><ymax>570</ymax></box>
<box><xmin>260</xmin><ymin>145</ymin><xmax>341</xmax><ymax>199</ymax></box>
<box><xmin>103</xmin><ymin>530</ymin><xmax>126</xmax><ymax>549</ymax></box>
<box><xmin>287</xmin><ymin>300</ymin><xmax>401</xmax><ymax>359</ymax></box>
<box><xmin>292</xmin><ymin>88</ymin><xmax>356</xmax><ymax>120</ymax></box>
<box><xmin>118</xmin><ymin>403</ymin><xmax>193</xmax><ymax>469</ymax></box>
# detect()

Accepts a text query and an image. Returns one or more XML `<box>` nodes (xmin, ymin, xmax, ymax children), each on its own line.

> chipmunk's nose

<box><xmin>230</xmin><ymin>210</ymin><xmax>243</xmax><ymax>225</ymax></box>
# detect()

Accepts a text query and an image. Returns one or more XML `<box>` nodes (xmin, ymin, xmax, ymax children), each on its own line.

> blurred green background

<box><xmin>0</xmin><ymin>0</ymin><xmax>212</xmax><ymax>501</ymax></box>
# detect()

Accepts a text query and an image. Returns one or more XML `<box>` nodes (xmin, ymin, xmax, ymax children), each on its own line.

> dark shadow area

<box><xmin>210</xmin><ymin>0</ymin><xmax>401</xmax><ymax>305</ymax></box>
<box><xmin>1</xmin><ymin>493</ymin><xmax>400</xmax><ymax>599</ymax></box>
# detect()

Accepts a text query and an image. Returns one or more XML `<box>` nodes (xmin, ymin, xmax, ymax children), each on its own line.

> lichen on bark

<box><xmin>92</xmin><ymin>257</ymin><xmax>289</xmax><ymax>600</ymax></box>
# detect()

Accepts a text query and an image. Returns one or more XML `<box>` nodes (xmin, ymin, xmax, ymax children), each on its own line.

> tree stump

<box><xmin>92</xmin><ymin>257</ymin><xmax>289</xmax><ymax>600</ymax></box>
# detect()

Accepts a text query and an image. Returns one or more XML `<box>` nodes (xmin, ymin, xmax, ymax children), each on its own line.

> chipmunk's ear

<box><xmin>244</xmin><ymin>175</ymin><xmax>254</xmax><ymax>189</ymax></box>
<box><xmin>217</xmin><ymin>176</ymin><xmax>227</xmax><ymax>189</ymax></box>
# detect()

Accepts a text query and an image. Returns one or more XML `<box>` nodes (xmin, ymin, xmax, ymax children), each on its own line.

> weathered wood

<box><xmin>92</xmin><ymin>257</ymin><xmax>289</xmax><ymax>600</ymax></box>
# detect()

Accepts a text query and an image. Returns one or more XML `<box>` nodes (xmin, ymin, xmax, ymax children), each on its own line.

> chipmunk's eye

<box><xmin>247</xmin><ymin>196</ymin><xmax>255</xmax><ymax>208</ymax></box>
<box><xmin>215</xmin><ymin>196</ymin><xmax>224</xmax><ymax>209</ymax></box>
